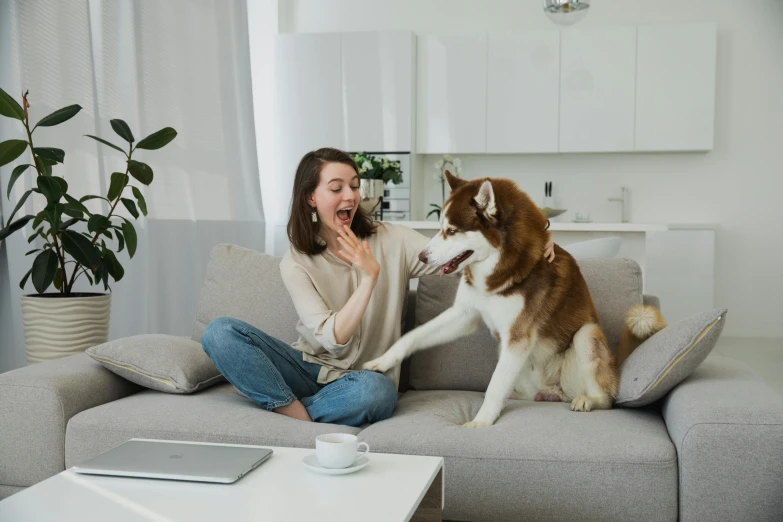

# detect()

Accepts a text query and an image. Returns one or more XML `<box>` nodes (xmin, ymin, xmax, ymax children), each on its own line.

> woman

<box><xmin>202</xmin><ymin>148</ymin><xmax>554</xmax><ymax>427</ymax></box>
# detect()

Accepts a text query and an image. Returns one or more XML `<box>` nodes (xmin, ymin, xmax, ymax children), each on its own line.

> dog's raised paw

<box><xmin>462</xmin><ymin>420</ymin><xmax>492</xmax><ymax>428</ymax></box>
<box><xmin>362</xmin><ymin>357</ymin><xmax>394</xmax><ymax>372</ymax></box>
<box><xmin>362</xmin><ymin>360</ymin><xmax>383</xmax><ymax>372</ymax></box>
<box><xmin>570</xmin><ymin>396</ymin><xmax>593</xmax><ymax>412</ymax></box>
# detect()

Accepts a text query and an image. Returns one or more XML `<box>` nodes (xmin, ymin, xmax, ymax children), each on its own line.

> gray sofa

<box><xmin>2</xmin><ymin>244</ymin><xmax>782</xmax><ymax>521</ymax></box>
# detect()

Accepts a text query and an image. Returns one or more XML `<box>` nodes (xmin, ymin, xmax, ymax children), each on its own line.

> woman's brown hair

<box><xmin>287</xmin><ymin>148</ymin><xmax>377</xmax><ymax>255</ymax></box>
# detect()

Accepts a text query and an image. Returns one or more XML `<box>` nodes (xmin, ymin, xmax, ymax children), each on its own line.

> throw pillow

<box><xmin>86</xmin><ymin>334</ymin><xmax>225</xmax><ymax>394</ymax></box>
<box><xmin>616</xmin><ymin>308</ymin><xmax>727</xmax><ymax>407</ymax></box>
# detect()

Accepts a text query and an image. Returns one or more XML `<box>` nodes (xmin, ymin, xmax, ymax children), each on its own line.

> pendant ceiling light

<box><xmin>543</xmin><ymin>0</ymin><xmax>591</xmax><ymax>26</ymax></box>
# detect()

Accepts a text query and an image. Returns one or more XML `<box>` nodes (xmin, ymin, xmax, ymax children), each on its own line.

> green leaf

<box><xmin>61</xmin><ymin>217</ymin><xmax>81</xmax><ymax>230</ymax></box>
<box><xmin>7</xmin><ymin>164</ymin><xmax>32</xmax><ymax>199</ymax></box>
<box><xmin>82</xmin><ymin>269</ymin><xmax>94</xmax><ymax>286</ymax></box>
<box><xmin>27</xmin><ymin>227</ymin><xmax>42</xmax><ymax>243</ymax></box>
<box><xmin>107</xmin><ymin>172</ymin><xmax>128</xmax><ymax>200</ymax></box>
<box><xmin>0</xmin><ymin>87</ymin><xmax>24</xmax><ymax>120</ymax></box>
<box><xmin>53</xmin><ymin>266</ymin><xmax>64</xmax><ymax>291</ymax></box>
<box><xmin>52</xmin><ymin>176</ymin><xmax>68</xmax><ymax>193</ymax></box>
<box><xmin>102</xmin><ymin>248</ymin><xmax>124</xmax><ymax>282</ymax></box>
<box><xmin>79</xmin><ymin>194</ymin><xmax>110</xmax><ymax>203</ymax></box>
<box><xmin>121</xmin><ymin>198</ymin><xmax>139</xmax><ymax>219</ymax></box>
<box><xmin>121</xmin><ymin>220</ymin><xmax>137</xmax><ymax>258</ymax></box>
<box><xmin>64</xmin><ymin>194</ymin><xmax>90</xmax><ymax>215</ymax></box>
<box><xmin>94</xmin><ymin>259</ymin><xmax>109</xmax><ymax>290</ymax></box>
<box><xmin>0</xmin><ymin>214</ymin><xmax>34</xmax><ymax>241</ymax></box>
<box><xmin>135</xmin><ymin>127</ymin><xmax>177</xmax><ymax>150</ymax></box>
<box><xmin>116</xmin><ymin>230</ymin><xmax>125</xmax><ymax>252</ymax></box>
<box><xmin>7</xmin><ymin>188</ymin><xmax>35</xmax><ymax>223</ymax></box>
<box><xmin>35</xmin><ymin>156</ymin><xmax>52</xmax><ymax>176</ymax></box>
<box><xmin>31</xmin><ymin>249</ymin><xmax>58</xmax><ymax>293</ymax></box>
<box><xmin>131</xmin><ymin>186</ymin><xmax>147</xmax><ymax>216</ymax></box>
<box><xmin>25</xmin><ymin>248</ymin><xmax>42</xmax><ymax>256</ymax></box>
<box><xmin>35</xmin><ymin>104</ymin><xmax>82</xmax><ymax>128</ymax></box>
<box><xmin>37</xmin><ymin>176</ymin><xmax>62</xmax><ymax>204</ymax></box>
<box><xmin>33</xmin><ymin>147</ymin><xmax>65</xmax><ymax>164</ymax></box>
<box><xmin>62</xmin><ymin>207</ymin><xmax>83</xmax><ymax>219</ymax></box>
<box><xmin>110</xmin><ymin>119</ymin><xmax>134</xmax><ymax>143</ymax></box>
<box><xmin>128</xmin><ymin>160</ymin><xmax>153</xmax><ymax>185</ymax></box>
<box><xmin>88</xmin><ymin>214</ymin><xmax>111</xmax><ymax>234</ymax></box>
<box><xmin>0</xmin><ymin>140</ymin><xmax>28</xmax><ymax>167</ymax></box>
<box><xmin>19</xmin><ymin>267</ymin><xmax>33</xmax><ymax>290</ymax></box>
<box><xmin>43</xmin><ymin>203</ymin><xmax>64</xmax><ymax>234</ymax></box>
<box><xmin>32</xmin><ymin>212</ymin><xmax>45</xmax><ymax>230</ymax></box>
<box><xmin>84</xmin><ymin>134</ymin><xmax>127</xmax><ymax>155</ymax></box>
<box><xmin>61</xmin><ymin>229</ymin><xmax>100</xmax><ymax>271</ymax></box>
<box><xmin>101</xmin><ymin>229</ymin><xmax>113</xmax><ymax>239</ymax></box>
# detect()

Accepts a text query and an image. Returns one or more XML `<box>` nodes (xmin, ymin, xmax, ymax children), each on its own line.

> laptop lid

<box><xmin>72</xmin><ymin>439</ymin><xmax>273</xmax><ymax>484</ymax></box>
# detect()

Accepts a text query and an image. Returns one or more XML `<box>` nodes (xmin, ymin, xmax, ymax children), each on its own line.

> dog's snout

<box><xmin>418</xmin><ymin>250</ymin><xmax>428</xmax><ymax>264</ymax></box>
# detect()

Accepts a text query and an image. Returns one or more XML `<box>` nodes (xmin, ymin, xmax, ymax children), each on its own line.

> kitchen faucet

<box><xmin>608</xmin><ymin>186</ymin><xmax>629</xmax><ymax>223</ymax></box>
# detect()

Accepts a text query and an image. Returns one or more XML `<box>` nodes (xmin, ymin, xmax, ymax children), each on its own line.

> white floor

<box><xmin>713</xmin><ymin>337</ymin><xmax>783</xmax><ymax>396</ymax></box>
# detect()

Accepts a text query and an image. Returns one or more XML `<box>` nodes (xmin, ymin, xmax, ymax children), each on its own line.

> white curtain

<box><xmin>0</xmin><ymin>0</ymin><xmax>265</xmax><ymax>372</ymax></box>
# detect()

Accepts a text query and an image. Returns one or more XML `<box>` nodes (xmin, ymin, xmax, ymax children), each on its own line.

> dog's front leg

<box><xmin>363</xmin><ymin>305</ymin><xmax>480</xmax><ymax>373</ymax></box>
<box><xmin>465</xmin><ymin>341</ymin><xmax>530</xmax><ymax>428</ymax></box>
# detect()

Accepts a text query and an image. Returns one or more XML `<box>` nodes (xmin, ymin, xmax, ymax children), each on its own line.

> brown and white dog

<box><xmin>364</xmin><ymin>172</ymin><xmax>665</xmax><ymax>427</ymax></box>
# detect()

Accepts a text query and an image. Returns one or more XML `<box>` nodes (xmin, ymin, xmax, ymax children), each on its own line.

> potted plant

<box><xmin>351</xmin><ymin>152</ymin><xmax>403</xmax><ymax>217</ymax></box>
<box><xmin>428</xmin><ymin>155</ymin><xmax>462</xmax><ymax>220</ymax></box>
<box><xmin>0</xmin><ymin>87</ymin><xmax>177</xmax><ymax>364</ymax></box>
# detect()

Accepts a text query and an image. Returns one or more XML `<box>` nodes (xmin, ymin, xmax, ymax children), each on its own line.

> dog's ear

<box><xmin>445</xmin><ymin>170</ymin><xmax>467</xmax><ymax>191</ymax></box>
<box><xmin>474</xmin><ymin>180</ymin><xmax>497</xmax><ymax>219</ymax></box>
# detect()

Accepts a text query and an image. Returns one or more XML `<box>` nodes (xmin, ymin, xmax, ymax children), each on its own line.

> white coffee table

<box><xmin>0</xmin><ymin>443</ymin><xmax>444</xmax><ymax>522</ymax></box>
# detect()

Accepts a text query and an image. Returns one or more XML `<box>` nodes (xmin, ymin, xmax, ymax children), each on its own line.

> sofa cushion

<box><xmin>86</xmin><ymin>335</ymin><xmax>224</xmax><ymax>394</ymax></box>
<box><xmin>410</xmin><ymin>258</ymin><xmax>644</xmax><ymax>391</ymax></box>
<box><xmin>360</xmin><ymin>390</ymin><xmax>677</xmax><ymax>522</ymax></box>
<box><xmin>617</xmin><ymin>309</ymin><xmax>727</xmax><ymax>407</ymax></box>
<box><xmin>64</xmin><ymin>383</ymin><xmax>360</xmax><ymax>468</ymax></box>
<box><xmin>191</xmin><ymin>244</ymin><xmax>299</xmax><ymax>345</ymax></box>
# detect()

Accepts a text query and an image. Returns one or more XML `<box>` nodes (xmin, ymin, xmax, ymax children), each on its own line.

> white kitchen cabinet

<box><xmin>559</xmin><ymin>27</ymin><xmax>637</xmax><ymax>153</ymax></box>
<box><xmin>487</xmin><ymin>31</ymin><xmax>560</xmax><ymax>153</ymax></box>
<box><xmin>275</xmin><ymin>32</ymin><xmax>343</xmax><ymax>206</ymax></box>
<box><xmin>342</xmin><ymin>31</ymin><xmax>414</xmax><ymax>153</ymax></box>
<box><xmin>417</xmin><ymin>34</ymin><xmax>487</xmax><ymax>154</ymax></box>
<box><xmin>635</xmin><ymin>22</ymin><xmax>717</xmax><ymax>152</ymax></box>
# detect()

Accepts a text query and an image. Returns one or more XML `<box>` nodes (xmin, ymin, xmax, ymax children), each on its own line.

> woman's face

<box><xmin>308</xmin><ymin>162</ymin><xmax>360</xmax><ymax>236</ymax></box>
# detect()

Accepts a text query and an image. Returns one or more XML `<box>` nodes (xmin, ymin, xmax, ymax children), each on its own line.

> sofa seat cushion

<box><xmin>65</xmin><ymin>383</ymin><xmax>360</xmax><ymax>468</ymax></box>
<box><xmin>359</xmin><ymin>390</ymin><xmax>678</xmax><ymax>522</ymax></box>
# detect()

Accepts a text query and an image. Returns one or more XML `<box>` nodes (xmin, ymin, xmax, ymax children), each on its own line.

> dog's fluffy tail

<box><xmin>615</xmin><ymin>304</ymin><xmax>667</xmax><ymax>367</ymax></box>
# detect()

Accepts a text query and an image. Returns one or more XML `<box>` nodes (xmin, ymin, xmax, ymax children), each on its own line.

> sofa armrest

<box><xmin>662</xmin><ymin>355</ymin><xmax>783</xmax><ymax>522</ymax></box>
<box><xmin>0</xmin><ymin>353</ymin><xmax>140</xmax><ymax>487</ymax></box>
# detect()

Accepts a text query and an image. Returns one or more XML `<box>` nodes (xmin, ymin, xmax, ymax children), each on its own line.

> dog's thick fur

<box><xmin>364</xmin><ymin>172</ymin><xmax>665</xmax><ymax>427</ymax></box>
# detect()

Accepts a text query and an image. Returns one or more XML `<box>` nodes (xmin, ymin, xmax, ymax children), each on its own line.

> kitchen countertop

<box><xmin>391</xmin><ymin>221</ymin><xmax>672</xmax><ymax>232</ymax></box>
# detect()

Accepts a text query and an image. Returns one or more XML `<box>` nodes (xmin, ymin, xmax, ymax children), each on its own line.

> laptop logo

<box><xmin>169</xmin><ymin>454</ymin><xmax>184</xmax><ymax>459</ymax></box>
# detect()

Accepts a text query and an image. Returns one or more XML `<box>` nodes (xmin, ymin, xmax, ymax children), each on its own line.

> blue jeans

<box><xmin>201</xmin><ymin>317</ymin><xmax>397</xmax><ymax>427</ymax></box>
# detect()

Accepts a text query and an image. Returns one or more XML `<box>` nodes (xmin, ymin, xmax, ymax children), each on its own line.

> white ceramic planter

<box><xmin>20</xmin><ymin>293</ymin><xmax>111</xmax><ymax>364</ymax></box>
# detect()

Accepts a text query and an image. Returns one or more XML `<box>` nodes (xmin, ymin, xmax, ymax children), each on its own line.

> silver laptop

<box><xmin>72</xmin><ymin>439</ymin><xmax>273</xmax><ymax>484</ymax></box>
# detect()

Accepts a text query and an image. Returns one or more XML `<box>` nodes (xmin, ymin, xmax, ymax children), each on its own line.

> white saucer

<box><xmin>302</xmin><ymin>454</ymin><xmax>370</xmax><ymax>475</ymax></box>
<box><xmin>572</xmin><ymin>219</ymin><xmax>593</xmax><ymax>223</ymax></box>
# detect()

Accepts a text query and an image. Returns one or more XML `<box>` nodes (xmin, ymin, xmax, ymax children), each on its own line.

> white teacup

<box><xmin>315</xmin><ymin>433</ymin><xmax>370</xmax><ymax>469</ymax></box>
<box><xmin>575</xmin><ymin>212</ymin><xmax>591</xmax><ymax>222</ymax></box>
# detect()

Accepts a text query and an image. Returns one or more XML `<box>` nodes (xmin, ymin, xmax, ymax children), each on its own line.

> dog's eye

<box><xmin>446</xmin><ymin>228</ymin><xmax>457</xmax><ymax>235</ymax></box>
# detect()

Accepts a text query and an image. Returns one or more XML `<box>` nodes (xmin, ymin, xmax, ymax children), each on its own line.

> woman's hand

<box><xmin>544</xmin><ymin>238</ymin><xmax>555</xmax><ymax>263</ymax></box>
<box><xmin>337</xmin><ymin>225</ymin><xmax>380</xmax><ymax>281</ymax></box>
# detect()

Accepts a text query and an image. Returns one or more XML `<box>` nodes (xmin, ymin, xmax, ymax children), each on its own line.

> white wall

<box><xmin>277</xmin><ymin>0</ymin><xmax>783</xmax><ymax>339</ymax></box>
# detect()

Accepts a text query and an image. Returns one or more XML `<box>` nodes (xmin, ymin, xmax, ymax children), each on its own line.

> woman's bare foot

<box><xmin>274</xmin><ymin>400</ymin><xmax>312</xmax><ymax>422</ymax></box>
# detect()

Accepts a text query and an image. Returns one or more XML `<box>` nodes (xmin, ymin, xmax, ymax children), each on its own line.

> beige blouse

<box><xmin>279</xmin><ymin>223</ymin><xmax>439</xmax><ymax>387</ymax></box>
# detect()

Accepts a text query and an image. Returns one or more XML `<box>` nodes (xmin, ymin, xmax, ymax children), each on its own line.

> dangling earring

<box><xmin>311</xmin><ymin>210</ymin><xmax>318</xmax><ymax>223</ymax></box>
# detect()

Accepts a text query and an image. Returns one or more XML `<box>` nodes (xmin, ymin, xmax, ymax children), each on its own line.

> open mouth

<box><xmin>336</xmin><ymin>207</ymin><xmax>353</xmax><ymax>225</ymax></box>
<box><xmin>440</xmin><ymin>250</ymin><xmax>474</xmax><ymax>277</ymax></box>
